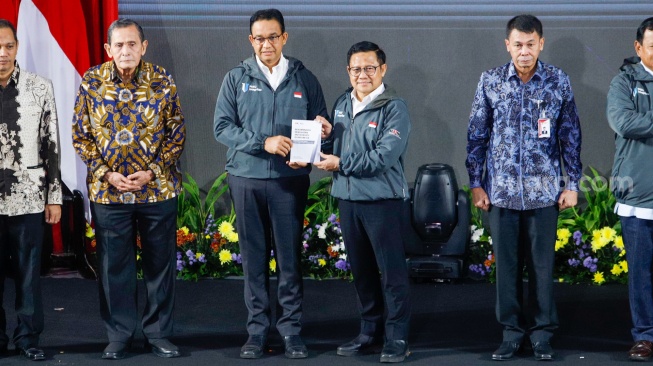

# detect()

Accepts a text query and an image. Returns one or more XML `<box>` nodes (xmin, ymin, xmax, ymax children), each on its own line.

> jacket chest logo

<box><xmin>335</xmin><ymin>110</ymin><xmax>345</xmax><ymax>118</ymax></box>
<box><xmin>634</xmin><ymin>87</ymin><xmax>650</xmax><ymax>97</ymax></box>
<box><xmin>242</xmin><ymin>83</ymin><xmax>262</xmax><ymax>92</ymax></box>
<box><xmin>368</xmin><ymin>121</ymin><xmax>377</xmax><ymax>128</ymax></box>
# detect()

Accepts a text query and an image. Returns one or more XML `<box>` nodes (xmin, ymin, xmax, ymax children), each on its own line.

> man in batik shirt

<box><xmin>0</xmin><ymin>19</ymin><xmax>61</xmax><ymax>361</ymax></box>
<box><xmin>465</xmin><ymin>14</ymin><xmax>581</xmax><ymax>361</ymax></box>
<box><xmin>72</xmin><ymin>18</ymin><xmax>185</xmax><ymax>360</ymax></box>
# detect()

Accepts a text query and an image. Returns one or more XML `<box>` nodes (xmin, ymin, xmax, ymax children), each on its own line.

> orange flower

<box><xmin>176</xmin><ymin>229</ymin><xmax>196</xmax><ymax>246</ymax></box>
<box><xmin>326</xmin><ymin>246</ymin><xmax>339</xmax><ymax>258</ymax></box>
<box><xmin>213</xmin><ymin>232</ymin><xmax>222</xmax><ymax>240</ymax></box>
<box><xmin>220</xmin><ymin>238</ymin><xmax>227</xmax><ymax>245</ymax></box>
<box><xmin>211</xmin><ymin>242</ymin><xmax>220</xmax><ymax>253</ymax></box>
<box><xmin>484</xmin><ymin>254</ymin><xmax>495</xmax><ymax>268</ymax></box>
<box><xmin>303</xmin><ymin>218</ymin><xmax>309</xmax><ymax>228</ymax></box>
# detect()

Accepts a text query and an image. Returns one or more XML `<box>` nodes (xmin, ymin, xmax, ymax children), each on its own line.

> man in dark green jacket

<box><xmin>607</xmin><ymin>16</ymin><xmax>653</xmax><ymax>362</ymax></box>
<box><xmin>316</xmin><ymin>41</ymin><xmax>411</xmax><ymax>363</ymax></box>
<box><xmin>213</xmin><ymin>8</ymin><xmax>329</xmax><ymax>360</ymax></box>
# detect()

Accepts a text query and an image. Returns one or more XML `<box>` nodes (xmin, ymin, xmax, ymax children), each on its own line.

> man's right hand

<box><xmin>264</xmin><ymin>135</ymin><xmax>293</xmax><ymax>157</ymax></box>
<box><xmin>471</xmin><ymin>187</ymin><xmax>491</xmax><ymax>211</ymax></box>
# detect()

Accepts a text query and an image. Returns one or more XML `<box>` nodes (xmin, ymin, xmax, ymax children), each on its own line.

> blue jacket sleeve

<box><xmin>557</xmin><ymin>73</ymin><xmax>582</xmax><ymax>191</ymax></box>
<box><xmin>465</xmin><ymin>73</ymin><xmax>492</xmax><ymax>189</ymax></box>
<box><xmin>607</xmin><ymin>72</ymin><xmax>653</xmax><ymax>139</ymax></box>
<box><xmin>213</xmin><ymin>70</ymin><xmax>268</xmax><ymax>155</ymax></box>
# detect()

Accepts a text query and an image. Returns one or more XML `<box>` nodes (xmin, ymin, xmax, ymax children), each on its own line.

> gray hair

<box><xmin>107</xmin><ymin>18</ymin><xmax>145</xmax><ymax>44</ymax></box>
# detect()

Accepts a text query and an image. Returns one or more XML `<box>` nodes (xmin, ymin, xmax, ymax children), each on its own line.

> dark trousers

<box><xmin>228</xmin><ymin>174</ymin><xmax>309</xmax><ymax>337</ymax></box>
<box><xmin>91</xmin><ymin>198</ymin><xmax>177</xmax><ymax>343</ymax></box>
<box><xmin>339</xmin><ymin>199</ymin><xmax>411</xmax><ymax>341</ymax></box>
<box><xmin>0</xmin><ymin>212</ymin><xmax>44</xmax><ymax>348</ymax></box>
<box><xmin>488</xmin><ymin>205</ymin><xmax>558</xmax><ymax>343</ymax></box>
<box><xmin>620</xmin><ymin>216</ymin><xmax>653</xmax><ymax>342</ymax></box>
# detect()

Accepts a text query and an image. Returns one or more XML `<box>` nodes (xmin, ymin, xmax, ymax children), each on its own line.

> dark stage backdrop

<box><xmin>120</xmin><ymin>0</ymin><xmax>653</xmax><ymax>204</ymax></box>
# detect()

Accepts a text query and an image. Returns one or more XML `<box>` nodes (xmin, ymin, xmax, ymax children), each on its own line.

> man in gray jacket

<box><xmin>607</xmin><ymin>16</ymin><xmax>653</xmax><ymax>362</ymax></box>
<box><xmin>316</xmin><ymin>41</ymin><xmax>411</xmax><ymax>363</ymax></box>
<box><xmin>213</xmin><ymin>8</ymin><xmax>329</xmax><ymax>360</ymax></box>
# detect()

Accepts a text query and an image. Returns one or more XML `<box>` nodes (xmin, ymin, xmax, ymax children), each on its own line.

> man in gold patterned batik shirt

<box><xmin>0</xmin><ymin>19</ymin><xmax>61</xmax><ymax>362</ymax></box>
<box><xmin>72</xmin><ymin>19</ymin><xmax>185</xmax><ymax>360</ymax></box>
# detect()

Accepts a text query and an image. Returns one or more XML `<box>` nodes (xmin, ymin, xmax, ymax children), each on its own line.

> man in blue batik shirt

<box><xmin>465</xmin><ymin>14</ymin><xmax>582</xmax><ymax>361</ymax></box>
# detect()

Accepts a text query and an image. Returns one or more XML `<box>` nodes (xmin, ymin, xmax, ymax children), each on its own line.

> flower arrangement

<box><xmin>82</xmin><ymin>173</ymin><xmax>352</xmax><ymax>281</ymax></box>
<box><xmin>300</xmin><ymin>177</ymin><xmax>351</xmax><ymax>279</ymax></box>
<box><xmin>466</xmin><ymin>167</ymin><xmax>627</xmax><ymax>285</ymax></box>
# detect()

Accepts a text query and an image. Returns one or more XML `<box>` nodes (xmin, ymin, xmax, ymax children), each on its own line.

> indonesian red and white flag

<box><xmin>16</xmin><ymin>0</ymin><xmax>92</xmax><ymax>214</ymax></box>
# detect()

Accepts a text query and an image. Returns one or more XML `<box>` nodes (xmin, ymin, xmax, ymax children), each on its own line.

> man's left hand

<box><xmin>558</xmin><ymin>190</ymin><xmax>578</xmax><ymax>210</ymax></box>
<box><xmin>126</xmin><ymin>170</ymin><xmax>155</xmax><ymax>190</ymax></box>
<box><xmin>287</xmin><ymin>161</ymin><xmax>307</xmax><ymax>170</ymax></box>
<box><xmin>45</xmin><ymin>204</ymin><xmax>61</xmax><ymax>224</ymax></box>
<box><xmin>314</xmin><ymin>153</ymin><xmax>340</xmax><ymax>172</ymax></box>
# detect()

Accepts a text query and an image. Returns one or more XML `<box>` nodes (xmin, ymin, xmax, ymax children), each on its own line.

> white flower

<box><xmin>470</xmin><ymin>225</ymin><xmax>477</xmax><ymax>232</ymax></box>
<box><xmin>488</xmin><ymin>237</ymin><xmax>493</xmax><ymax>244</ymax></box>
<box><xmin>318</xmin><ymin>223</ymin><xmax>327</xmax><ymax>239</ymax></box>
<box><xmin>331</xmin><ymin>243</ymin><xmax>341</xmax><ymax>252</ymax></box>
<box><xmin>339</xmin><ymin>253</ymin><xmax>347</xmax><ymax>260</ymax></box>
<box><xmin>471</xmin><ymin>228</ymin><xmax>484</xmax><ymax>242</ymax></box>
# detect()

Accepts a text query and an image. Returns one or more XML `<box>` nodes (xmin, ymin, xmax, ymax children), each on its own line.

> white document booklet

<box><xmin>290</xmin><ymin>119</ymin><xmax>321</xmax><ymax>164</ymax></box>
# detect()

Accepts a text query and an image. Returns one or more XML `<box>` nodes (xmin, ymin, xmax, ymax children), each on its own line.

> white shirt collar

<box><xmin>351</xmin><ymin>83</ymin><xmax>385</xmax><ymax>116</ymax></box>
<box><xmin>256</xmin><ymin>53</ymin><xmax>288</xmax><ymax>91</ymax></box>
<box><xmin>642</xmin><ymin>61</ymin><xmax>653</xmax><ymax>77</ymax></box>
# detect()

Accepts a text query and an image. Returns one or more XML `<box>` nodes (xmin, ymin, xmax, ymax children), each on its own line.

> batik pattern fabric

<box><xmin>466</xmin><ymin>60</ymin><xmax>582</xmax><ymax>211</ymax></box>
<box><xmin>72</xmin><ymin>61</ymin><xmax>185</xmax><ymax>204</ymax></box>
<box><xmin>0</xmin><ymin>63</ymin><xmax>62</xmax><ymax>216</ymax></box>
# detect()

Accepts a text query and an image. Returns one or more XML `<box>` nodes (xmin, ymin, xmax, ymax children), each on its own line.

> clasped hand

<box><xmin>106</xmin><ymin>171</ymin><xmax>153</xmax><ymax>192</ymax></box>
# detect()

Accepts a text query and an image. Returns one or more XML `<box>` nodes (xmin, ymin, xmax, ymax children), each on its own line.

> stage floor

<box><xmin>0</xmin><ymin>277</ymin><xmax>636</xmax><ymax>365</ymax></box>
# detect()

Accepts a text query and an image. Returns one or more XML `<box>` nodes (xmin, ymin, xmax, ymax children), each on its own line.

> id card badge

<box><xmin>538</xmin><ymin>118</ymin><xmax>551</xmax><ymax>138</ymax></box>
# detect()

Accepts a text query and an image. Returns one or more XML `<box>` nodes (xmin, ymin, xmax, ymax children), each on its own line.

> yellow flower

<box><xmin>558</xmin><ymin>278</ymin><xmax>564</xmax><ymax>283</ymax></box>
<box><xmin>218</xmin><ymin>222</ymin><xmax>234</xmax><ymax>236</ymax></box>
<box><xmin>620</xmin><ymin>250</ymin><xmax>626</xmax><ymax>257</ymax></box>
<box><xmin>593</xmin><ymin>271</ymin><xmax>605</xmax><ymax>285</ymax></box>
<box><xmin>601</xmin><ymin>227</ymin><xmax>617</xmax><ymax>242</ymax></box>
<box><xmin>614</xmin><ymin>236</ymin><xmax>624</xmax><ymax>250</ymax></box>
<box><xmin>205</xmin><ymin>234</ymin><xmax>211</xmax><ymax>239</ymax></box>
<box><xmin>180</xmin><ymin>226</ymin><xmax>189</xmax><ymax>235</ymax></box>
<box><xmin>85</xmin><ymin>223</ymin><xmax>95</xmax><ymax>238</ymax></box>
<box><xmin>620</xmin><ymin>260</ymin><xmax>628</xmax><ymax>273</ymax></box>
<box><xmin>611</xmin><ymin>264</ymin><xmax>623</xmax><ymax>276</ymax></box>
<box><xmin>226</xmin><ymin>231</ymin><xmax>239</xmax><ymax>243</ymax></box>
<box><xmin>318</xmin><ymin>258</ymin><xmax>326</xmax><ymax>267</ymax></box>
<box><xmin>591</xmin><ymin>229</ymin><xmax>611</xmax><ymax>252</ymax></box>
<box><xmin>554</xmin><ymin>239</ymin><xmax>566</xmax><ymax>252</ymax></box>
<box><xmin>557</xmin><ymin>228</ymin><xmax>571</xmax><ymax>242</ymax></box>
<box><xmin>218</xmin><ymin>249</ymin><xmax>232</xmax><ymax>265</ymax></box>
<box><xmin>195</xmin><ymin>252</ymin><xmax>204</xmax><ymax>260</ymax></box>
<box><xmin>269</xmin><ymin>258</ymin><xmax>277</xmax><ymax>272</ymax></box>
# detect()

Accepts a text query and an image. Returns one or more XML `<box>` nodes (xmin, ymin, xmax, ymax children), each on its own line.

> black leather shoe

<box><xmin>337</xmin><ymin>334</ymin><xmax>382</xmax><ymax>356</ymax></box>
<box><xmin>491</xmin><ymin>340</ymin><xmax>521</xmax><ymax>360</ymax></box>
<box><xmin>16</xmin><ymin>346</ymin><xmax>46</xmax><ymax>361</ymax></box>
<box><xmin>283</xmin><ymin>335</ymin><xmax>308</xmax><ymax>359</ymax></box>
<box><xmin>101</xmin><ymin>342</ymin><xmax>128</xmax><ymax>360</ymax></box>
<box><xmin>147</xmin><ymin>338</ymin><xmax>180</xmax><ymax>358</ymax></box>
<box><xmin>629</xmin><ymin>340</ymin><xmax>653</xmax><ymax>361</ymax></box>
<box><xmin>240</xmin><ymin>335</ymin><xmax>266</xmax><ymax>359</ymax></box>
<box><xmin>533</xmin><ymin>341</ymin><xmax>554</xmax><ymax>361</ymax></box>
<box><xmin>380</xmin><ymin>340</ymin><xmax>409</xmax><ymax>363</ymax></box>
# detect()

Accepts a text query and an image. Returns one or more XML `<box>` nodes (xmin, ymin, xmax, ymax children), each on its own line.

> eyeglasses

<box><xmin>253</xmin><ymin>35</ymin><xmax>282</xmax><ymax>45</ymax></box>
<box><xmin>348</xmin><ymin>65</ymin><xmax>381</xmax><ymax>77</ymax></box>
